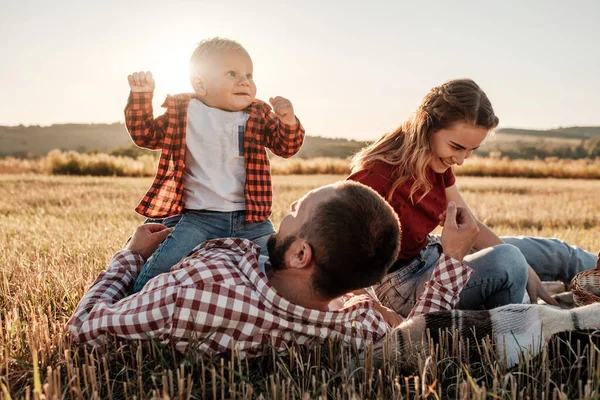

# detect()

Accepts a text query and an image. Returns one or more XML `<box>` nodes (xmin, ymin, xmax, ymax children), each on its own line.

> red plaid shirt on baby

<box><xmin>65</xmin><ymin>239</ymin><xmax>472</xmax><ymax>356</ymax></box>
<box><xmin>125</xmin><ymin>92</ymin><xmax>305</xmax><ymax>223</ymax></box>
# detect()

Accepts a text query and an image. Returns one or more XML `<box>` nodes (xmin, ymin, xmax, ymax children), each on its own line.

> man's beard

<box><xmin>266</xmin><ymin>233</ymin><xmax>297</xmax><ymax>272</ymax></box>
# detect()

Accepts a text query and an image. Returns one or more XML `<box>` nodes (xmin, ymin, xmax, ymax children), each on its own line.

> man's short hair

<box><xmin>302</xmin><ymin>181</ymin><xmax>401</xmax><ymax>298</ymax></box>
<box><xmin>189</xmin><ymin>37</ymin><xmax>248</xmax><ymax>81</ymax></box>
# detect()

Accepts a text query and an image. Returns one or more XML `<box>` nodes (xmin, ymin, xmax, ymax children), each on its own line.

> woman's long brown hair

<box><xmin>350</xmin><ymin>78</ymin><xmax>499</xmax><ymax>203</ymax></box>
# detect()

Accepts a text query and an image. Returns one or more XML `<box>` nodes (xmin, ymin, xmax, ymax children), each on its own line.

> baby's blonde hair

<box><xmin>189</xmin><ymin>37</ymin><xmax>248</xmax><ymax>82</ymax></box>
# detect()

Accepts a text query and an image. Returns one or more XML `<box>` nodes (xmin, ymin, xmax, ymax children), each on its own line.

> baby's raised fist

<box><xmin>128</xmin><ymin>71</ymin><xmax>155</xmax><ymax>92</ymax></box>
<box><xmin>269</xmin><ymin>96</ymin><xmax>297</xmax><ymax>126</ymax></box>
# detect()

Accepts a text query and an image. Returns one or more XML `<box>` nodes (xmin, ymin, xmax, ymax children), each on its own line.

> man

<box><xmin>65</xmin><ymin>181</ymin><xmax>480</xmax><ymax>357</ymax></box>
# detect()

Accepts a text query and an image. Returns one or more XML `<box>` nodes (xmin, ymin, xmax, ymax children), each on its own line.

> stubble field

<box><xmin>1</xmin><ymin>174</ymin><xmax>599</xmax><ymax>398</ymax></box>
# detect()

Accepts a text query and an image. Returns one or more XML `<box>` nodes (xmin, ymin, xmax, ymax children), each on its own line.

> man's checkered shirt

<box><xmin>66</xmin><ymin>239</ymin><xmax>472</xmax><ymax>356</ymax></box>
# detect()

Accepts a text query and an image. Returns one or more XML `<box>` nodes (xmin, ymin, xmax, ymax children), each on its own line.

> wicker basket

<box><xmin>571</xmin><ymin>252</ymin><xmax>600</xmax><ymax>307</ymax></box>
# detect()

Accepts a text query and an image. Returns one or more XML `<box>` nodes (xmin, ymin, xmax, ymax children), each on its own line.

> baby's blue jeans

<box><xmin>132</xmin><ymin>210</ymin><xmax>275</xmax><ymax>293</ymax></box>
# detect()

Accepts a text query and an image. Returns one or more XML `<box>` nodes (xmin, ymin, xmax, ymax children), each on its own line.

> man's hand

<box><xmin>269</xmin><ymin>96</ymin><xmax>297</xmax><ymax>126</ymax></box>
<box><xmin>440</xmin><ymin>202</ymin><xmax>479</xmax><ymax>261</ymax></box>
<box><xmin>526</xmin><ymin>266</ymin><xmax>559</xmax><ymax>306</ymax></box>
<box><xmin>128</xmin><ymin>71</ymin><xmax>156</xmax><ymax>93</ymax></box>
<box><xmin>125</xmin><ymin>223</ymin><xmax>173</xmax><ymax>262</ymax></box>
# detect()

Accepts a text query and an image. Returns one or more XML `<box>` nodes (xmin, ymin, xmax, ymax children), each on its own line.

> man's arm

<box><xmin>65</xmin><ymin>249</ymin><xmax>177</xmax><ymax>346</ymax></box>
<box><xmin>261</xmin><ymin>97</ymin><xmax>305</xmax><ymax>158</ymax></box>
<box><xmin>124</xmin><ymin>71</ymin><xmax>170</xmax><ymax>150</ymax></box>
<box><xmin>407</xmin><ymin>202</ymin><xmax>478</xmax><ymax>319</ymax></box>
<box><xmin>407</xmin><ymin>254</ymin><xmax>473</xmax><ymax>319</ymax></box>
<box><xmin>65</xmin><ymin>224</ymin><xmax>174</xmax><ymax>346</ymax></box>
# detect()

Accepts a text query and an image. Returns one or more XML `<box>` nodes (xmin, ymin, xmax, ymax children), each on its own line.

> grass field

<box><xmin>1</xmin><ymin>174</ymin><xmax>599</xmax><ymax>398</ymax></box>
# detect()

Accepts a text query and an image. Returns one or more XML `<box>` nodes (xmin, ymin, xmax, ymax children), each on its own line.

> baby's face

<box><xmin>196</xmin><ymin>50</ymin><xmax>257</xmax><ymax>111</ymax></box>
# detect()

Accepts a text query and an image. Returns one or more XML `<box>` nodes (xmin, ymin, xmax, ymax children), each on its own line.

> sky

<box><xmin>1</xmin><ymin>0</ymin><xmax>599</xmax><ymax>140</ymax></box>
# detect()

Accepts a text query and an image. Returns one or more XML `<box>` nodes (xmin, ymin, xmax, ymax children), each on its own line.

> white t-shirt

<box><xmin>182</xmin><ymin>99</ymin><xmax>249</xmax><ymax>211</ymax></box>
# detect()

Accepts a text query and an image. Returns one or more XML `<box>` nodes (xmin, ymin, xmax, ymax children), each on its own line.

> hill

<box><xmin>0</xmin><ymin>123</ymin><xmax>369</xmax><ymax>159</ymax></box>
<box><xmin>483</xmin><ymin>126</ymin><xmax>600</xmax><ymax>158</ymax></box>
<box><xmin>0</xmin><ymin>123</ymin><xmax>130</xmax><ymax>157</ymax></box>
<box><xmin>496</xmin><ymin>126</ymin><xmax>600</xmax><ymax>140</ymax></box>
<box><xmin>1</xmin><ymin>123</ymin><xmax>599</xmax><ymax>159</ymax></box>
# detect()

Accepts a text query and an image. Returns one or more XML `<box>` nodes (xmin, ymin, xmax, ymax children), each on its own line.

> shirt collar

<box><xmin>163</xmin><ymin>93</ymin><xmax>269</xmax><ymax>115</ymax></box>
<box><xmin>258</xmin><ymin>254</ymin><xmax>269</xmax><ymax>275</ymax></box>
<box><xmin>194</xmin><ymin>238</ymin><xmax>373</xmax><ymax>323</ymax></box>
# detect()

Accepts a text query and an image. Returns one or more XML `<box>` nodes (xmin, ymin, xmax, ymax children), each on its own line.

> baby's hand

<box><xmin>128</xmin><ymin>71</ymin><xmax>155</xmax><ymax>93</ymax></box>
<box><xmin>269</xmin><ymin>96</ymin><xmax>297</xmax><ymax>126</ymax></box>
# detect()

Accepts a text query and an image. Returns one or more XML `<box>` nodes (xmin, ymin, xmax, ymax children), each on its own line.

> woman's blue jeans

<box><xmin>375</xmin><ymin>235</ymin><xmax>597</xmax><ymax>317</ymax></box>
<box><xmin>132</xmin><ymin>210</ymin><xmax>275</xmax><ymax>293</ymax></box>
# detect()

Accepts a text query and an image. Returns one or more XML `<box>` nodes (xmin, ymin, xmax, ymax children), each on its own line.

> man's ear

<box><xmin>287</xmin><ymin>238</ymin><xmax>313</xmax><ymax>270</ymax></box>
<box><xmin>192</xmin><ymin>77</ymin><xmax>207</xmax><ymax>95</ymax></box>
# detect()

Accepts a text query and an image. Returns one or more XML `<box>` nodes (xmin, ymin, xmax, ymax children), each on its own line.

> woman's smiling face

<box><xmin>429</xmin><ymin>122</ymin><xmax>489</xmax><ymax>173</ymax></box>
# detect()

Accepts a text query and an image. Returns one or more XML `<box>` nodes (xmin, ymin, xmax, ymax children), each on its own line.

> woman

<box><xmin>348</xmin><ymin>78</ymin><xmax>597</xmax><ymax>317</ymax></box>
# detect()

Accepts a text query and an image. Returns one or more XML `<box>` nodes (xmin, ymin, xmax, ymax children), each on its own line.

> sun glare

<box><xmin>151</xmin><ymin>46</ymin><xmax>194</xmax><ymax>95</ymax></box>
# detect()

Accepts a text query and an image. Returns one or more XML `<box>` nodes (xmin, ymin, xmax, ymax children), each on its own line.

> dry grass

<box><xmin>0</xmin><ymin>158</ymin><xmax>46</xmax><ymax>175</ymax></box>
<box><xmin>2</xmin><ymin>152</ymin><xmax>600</xmax><ymax>179</ymax></box>
<box><xmin>1</xmin><ymin>174</ymin><xmax>599</xmax><ymax>398</ymax></box>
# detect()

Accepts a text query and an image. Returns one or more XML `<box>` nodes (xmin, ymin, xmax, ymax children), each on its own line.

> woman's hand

<box><xmin>372</xmin><ymin>302</ymin><xmax>404</xmax><ymax>327</ymax></box>
<box><xmin>351</xmin><ymin>288</ymin><xmax>404</xmax><ymax>327</ymax></box>
<box><xmin>526</xmin><ymin>266</ymin><xmax>559</xmax><ymax>306</ymax></box>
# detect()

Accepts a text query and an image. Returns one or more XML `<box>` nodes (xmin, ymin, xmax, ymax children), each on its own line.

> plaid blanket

<box><xmin>375</xmin><ymin>302</ymin><xmax>600</xmax><ymax>371</ymax></box>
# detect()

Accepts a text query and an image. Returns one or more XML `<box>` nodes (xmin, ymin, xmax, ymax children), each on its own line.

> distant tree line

<box><xmin>109</xmin><ymin>136</ymin><xmax>371</xmax><ymax>160</ymax></box>
<box><xmin>477</xmin><ymin>137</ymin><xmax>600</xmax><ymax>160</ymax></box>
<box><xmin>6</xmin><ymin>138</ymin><xmax>600</xmax><ymax>161</ymax></box>
<box><xmin>2</xmin><ymin>122</ymin><xmax>600</xmax><ymax>160</ymax></box>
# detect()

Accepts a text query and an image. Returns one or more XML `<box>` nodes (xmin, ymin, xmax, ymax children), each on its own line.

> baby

<box><xmin>124</xmin><ymin>37</ymin><xmax>305</xmax><ymax>292</ymax></box>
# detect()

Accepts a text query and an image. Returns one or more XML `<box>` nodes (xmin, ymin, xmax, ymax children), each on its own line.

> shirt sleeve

<box><xmin>347</xmin><ymin>163</ymin><xmax>392</xmax><ymax>200</ymax></box>
<box><xmin>124</xmin><ymin>91</ymin><xmax>170</xmax><ymax>150</ymax></box>
<box><xmin>65</xmin><ymin>250</ymin><xmax>178</xmax><ymax>347</ymax></box>
<box><xmin>407</xmin><ymin>254</ymin><xmax>473</xmax><ymax>319</ymax></box>
<box><xmin>260</xmin><ymin>104</ymin><xmax>305</xmax><ymax>158</ymax></box>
